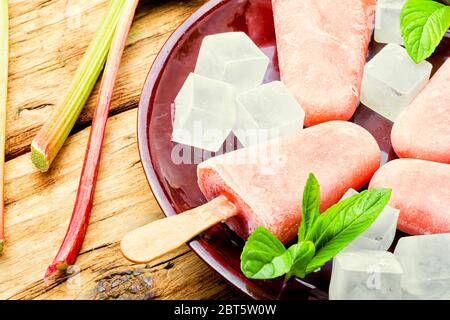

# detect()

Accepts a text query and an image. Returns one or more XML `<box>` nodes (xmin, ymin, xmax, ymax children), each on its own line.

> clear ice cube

<box><xmin>329</xmin><ymin>250</ymin><xmax>403</xmax><ymax>300</ymax></box>
<box><xmin>374</xmin><ymin>0</ymin><xmax>406</xmax><ymax>45</ymax></box>
<box><xmin>195</xmin><ymin>32</ymin><xmax>269</xmax><ymax>93</ymax></box>
<box><xmin>340</xmin><ymin>189</ymin><xmax>399</xmax><ymax>251</ymax></box>
<box><xmin>394</xmin><ymin>233</ymin><xmax>450</xmax><ymax>300</ymax></box>
<box><xmin>361</xmin><ymin>44</ymin><xmax>432</xmax><ymax>122</ymax></box>
<box><xmin>172</xmin><ymin>73</ymin><xmax>236</xmax><ymax>152</ymax></box>
<box><xmin>233</xmin><ymin>81</ymin><xmax>305</xmax><ymax>147</ymax></box>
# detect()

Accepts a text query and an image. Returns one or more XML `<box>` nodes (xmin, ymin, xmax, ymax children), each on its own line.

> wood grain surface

<box><xmin>0</xmin><ymin>0</ymin><xmax>246</xmax><ymax>300</ymax></box>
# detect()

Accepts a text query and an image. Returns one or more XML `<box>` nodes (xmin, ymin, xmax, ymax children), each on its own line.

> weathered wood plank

<box><xmin>1</xmin><ymin>109</ymin><xmax>245</xmax><ymax>300</ymax></box>
<box><xmin>6</xmin><ymin>0</ymin><xmax>205</xmax><ymax>160</ymax></box>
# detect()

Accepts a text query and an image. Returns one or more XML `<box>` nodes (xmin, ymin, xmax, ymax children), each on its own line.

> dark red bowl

<box><xmin>137</xmin><ymin>0</ymin><xmax>449</xmax><ymax>300</ymax></box>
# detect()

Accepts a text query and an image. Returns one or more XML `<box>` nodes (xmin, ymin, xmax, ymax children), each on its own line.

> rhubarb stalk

<box><xmin>31</xmin><ymin>0</ymin><xmax>126</xmax><ymax>172</ymax></box>
<box><xmin>45</xmin><ymin>0</ymin><xmax>139</xmax><ymax>281</ymax></box>
<box><xmin>0</xmin><ymin>0</ymin><xmax>8</xmax><ymax>254</ymax></box>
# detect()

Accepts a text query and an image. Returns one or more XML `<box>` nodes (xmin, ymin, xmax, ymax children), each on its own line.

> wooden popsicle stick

<box><xmin>121</xmin><ymin>195</ymin><xmax>238</xmax><ymax>264</ymax></box>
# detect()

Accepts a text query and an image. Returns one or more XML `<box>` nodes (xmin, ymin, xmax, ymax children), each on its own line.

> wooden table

<box><xmin>0</xmin><ymin>0</ymin><xmax>246</xmax><ymax>300</ymax></box>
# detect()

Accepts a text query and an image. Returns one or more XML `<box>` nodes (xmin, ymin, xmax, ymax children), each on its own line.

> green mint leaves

<box><xmin>304</xmin><ymin>189</ymin><xmax>392</xmax><ymax>273</ymax></box>
<box><xmin>401</xmin><ymin>0</ymin><xmax>450</xmax><ymax>63</ymax></box>
<box><xmin>286</xmin><ymin>241</ymin><xmax>315</xmax><ymax>278</ymax></box>
<box><xmin>240</xmin><ymin>227</ymin><xmax>315</xmax><ymax>280</ymax></box>
<box><xmin>298</xmin><ymin>173</ymin><xmax>320</xmax><ymax>240</ymax></box>
<box><xmin>240</xmin><ymin>227</ymin><xmax>292</xmax><ymax>279</ymax></box>
<box><xmin>240</xmin><ymin>173</ymin><xmax>392</xmax><ymax>280</ymax></box>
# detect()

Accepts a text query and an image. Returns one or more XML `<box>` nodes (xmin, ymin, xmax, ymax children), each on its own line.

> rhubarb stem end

<box><xmin>44</xmin><ymin>264</ymin><xmax>56</xmax><ymax>286</ymax></box>
<box><xmin>31</xmin><ymin>144</ymin><xmax>50</xmax><ymax>172</ymax></box>
<box><xmin>57</xmin><ymin>262</ymin><xmax>69</xmax><ymax>271</ymax></box>
<box><xmin>44</xmin><ymin>261</ymin><xmax>69</xmax><ymax>284</ymax></box>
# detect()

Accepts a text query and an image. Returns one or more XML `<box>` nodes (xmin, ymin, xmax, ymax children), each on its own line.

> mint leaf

<box><xmin>305</xmin><ymin>189</ymin><xmax>392</xmax><ymax>273</ymax></box>
<box><xmin>240</xmin><ymin>227</ymin><xmax>292</xmax><ymax>279</ymax></box>
<box><xmin>286</xmin><ymin>241</ymin><xmax>315</xmax><ymax>278</ymax></box>
<box><xmin>401</xmin><ymin>0</ymin><xmax>450</xmax><ymax>63</ymax></box>
<box><xmin>298</xmin><ymin>173</ymin><xmax>321</xmax><ymax>240</ymax></box>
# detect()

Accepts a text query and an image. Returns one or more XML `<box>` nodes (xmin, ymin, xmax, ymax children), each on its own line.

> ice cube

<box><xmin>361</xmin><ymin>44</ymin><xmax>432</xmax><ymax>122</ymax></box>
<box><xmin>340</xmin><ymin>189</ymin><xmax>399</xmax><ymax>251</ymax></box>
<box><xmin>329</xmin><ymin>250</ymin><xmax>403</xmax><ymax>300</ymax></box>
<box><xmin>394</xmin><ymin>234</ymin><xmax>450</xmax><ymax>300</ymax></box>
<box><xmin>172</xmin><ymin>73</ymin><xmax>236</xmax><ymax>152</ymax></box>
<box><xmin>195</xmin><ymin>32</ymin><xmax>269</xmax><ymax>93</ymax></box>
<box><xmin>374</xmin><ymin>0</ymin><xmax>406</xmax><ymax>45</ymax></box>
<box><xmin>233</xmin><ymin>81</ymin><xmax>305</xmax><ymax>147</ymax></box>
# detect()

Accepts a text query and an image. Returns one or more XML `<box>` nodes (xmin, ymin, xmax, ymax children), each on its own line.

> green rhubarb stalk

<box><xmin>31</xmin><ymin>0</ymin><xmax>126</xmax><ymax>172</ymax></box>
<box><xmin>0</xmin><ymin>0</ymin><xmax>9</xmax><ymax>254</ymax></box>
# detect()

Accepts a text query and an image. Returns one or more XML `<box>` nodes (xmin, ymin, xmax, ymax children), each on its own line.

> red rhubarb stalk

<box><xmin>45</xmin><ymin>0</ymin><xmax>140</xmax><ymax>281</ymax></box>
<box><xmin>0</xmin><ymin>0</ymin><xmax>9</xmax><ymax>254</ymax></box>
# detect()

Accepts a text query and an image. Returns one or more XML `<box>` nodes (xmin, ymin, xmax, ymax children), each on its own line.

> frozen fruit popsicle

<box><xmin>121</xmin><ymin>121</ymin><xmax>380</xmax><ymax>263</ymax></box>
<box><xmin>198</xmin><ymin>121</ymin><xmax>381</xmax><ymax>243</ymax></box>
<box><xmin>392</xmin><ymin>58</ymin><xmax>450</xmax><ymax>164</ymax></box>
<box><xmin>272</xmin><ymin>0</ymin><xmax>376</xmax><ymax>127</ymax></box>
<box><xmin>369</xmin><ymin>159</ymin><xmax>450</xmax><ymax>235</ymax></box>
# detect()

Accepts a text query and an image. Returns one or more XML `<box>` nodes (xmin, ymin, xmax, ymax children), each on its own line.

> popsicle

<box><xmin>121</xmin><ymin>121</ymin><xmax>381</xmax><ymax>263</ymax></box>
<box><xmin>369</xmin><ymin>159</ymin><xmax>450</xmax><ymax>235</ymax></box>
<box><xmin>272</xmin><ymin>0</ymin><xmax>376</xmax><ymax>127</ymax></box>
<box><xmin>391</xmin><ymin>58</ymin><xmax>450</xmax><ymax>164</ymax></box>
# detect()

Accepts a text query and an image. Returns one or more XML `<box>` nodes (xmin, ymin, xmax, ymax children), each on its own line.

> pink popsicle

<box><xmin>272</xmin><ymin>0</ymin><xmax>376</xmax><ymax>127</ymax></box>
<box><xmin>122</xmin><ymin>121</ymin><xmax>381</xmax><ymax>263</ymax></box>
<box><xmin>198</xmin><ymin>121</ymin><xmax>381</xmax><ymax>243</ymax></box>
<box><xmin>369</xmin><ymin>159</ymin><xmax>450</xmax><ymax>235</ymax></box>
<box><xmin>392</xmin><ymin>59</ymin><xmax>450</xmax><ymax>164</ymax></box>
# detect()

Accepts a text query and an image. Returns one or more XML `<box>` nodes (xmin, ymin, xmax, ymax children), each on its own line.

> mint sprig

<box><xmin>240</xmin><ymin>173</ymin><xmax>392</xmax><ymax>280</ymax></box>
<box><xmin>401</xmin><ymin>0</ymin><xmax>450</xmax><ymax>63</ymax></box>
